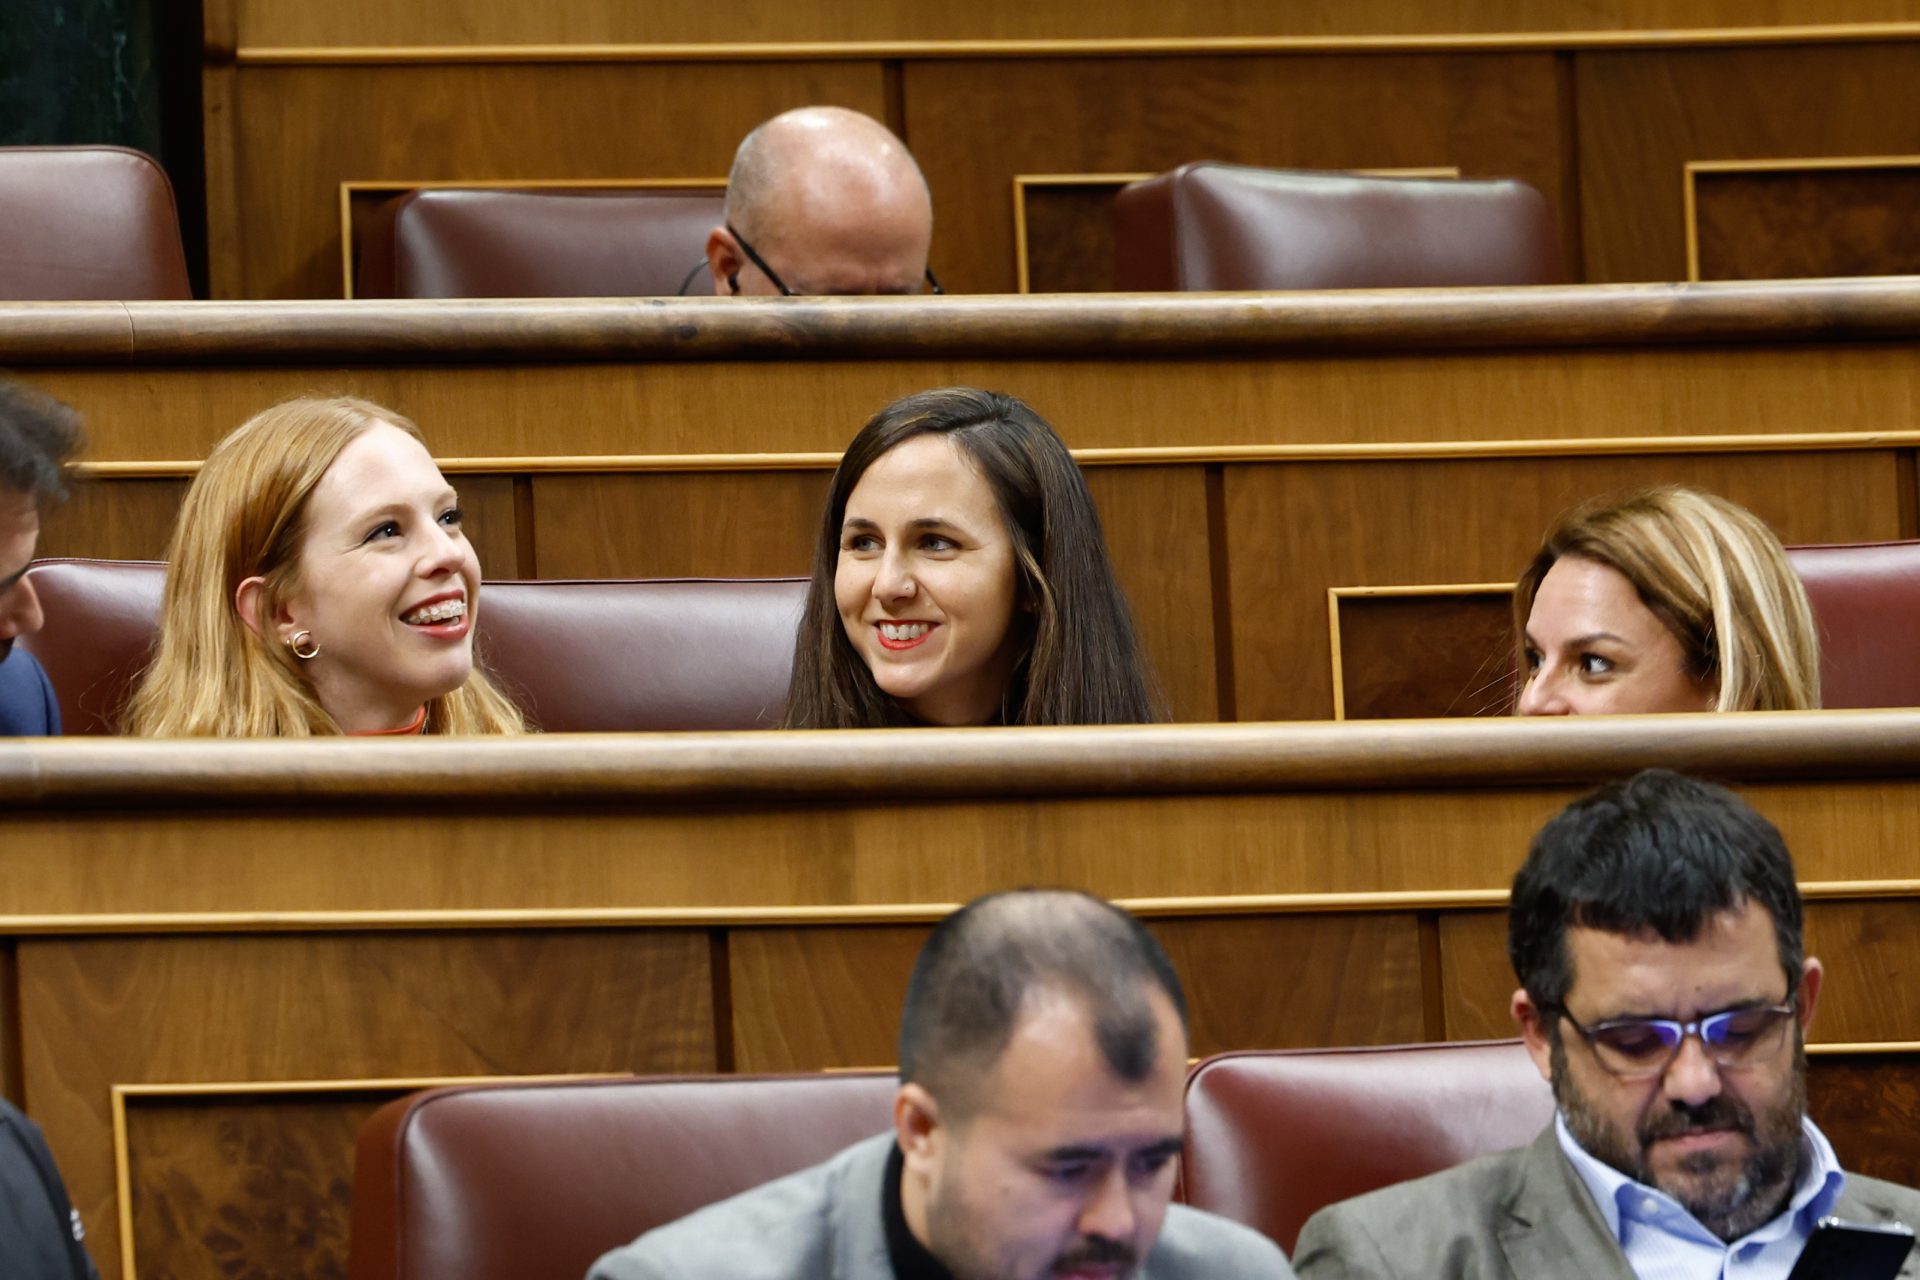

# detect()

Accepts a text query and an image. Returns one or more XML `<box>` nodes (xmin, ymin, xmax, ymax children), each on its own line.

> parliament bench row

<box><xmin>22</xmin><ymin>537</ymin><xmax>1920</xmax><ymax>734</ymax></box>
<box><xmin>350</xmin><ymin>1038</ymin><xmax>1920</xmax><ymax>1280</ymax></box>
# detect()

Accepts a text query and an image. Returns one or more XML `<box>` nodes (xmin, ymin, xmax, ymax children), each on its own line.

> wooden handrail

<box><xmin>5</xmin><ymin>709</ymin><xmax>1919</xmax><ymax>807</ymax></box>
<box><xmin>5</xmin><ymin>279</ymin><xmax>1920</xmax><ymax>365</ymax></box>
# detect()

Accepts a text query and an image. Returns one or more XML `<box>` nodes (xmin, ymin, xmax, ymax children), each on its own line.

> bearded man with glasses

<box><xmin>1294</xmin><ymin>769</ymin><xmax>1920</xmax><ymax>1279</ymax></box>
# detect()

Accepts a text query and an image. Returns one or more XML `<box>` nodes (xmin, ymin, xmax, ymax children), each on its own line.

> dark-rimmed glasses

<box><xmin>1550</xmin><ymin>999</ymin><xmax>1798</xmax><ymax>1079</ymax></box>
<box><xmin>727</xmin><ymin>221</ymin><xmax>943</xmax><ymax>296</ymax></box>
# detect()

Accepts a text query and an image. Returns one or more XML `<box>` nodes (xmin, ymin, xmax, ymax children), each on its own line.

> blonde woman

<box><xmin>1514</xmin><ymin>487</ymin><xmax>1820</xmax><ymax>715</ymax></box>
<box><xmin>125</xmin><ymin>396</ymin><xmax>525</xmax><ymax>736</ymax></box>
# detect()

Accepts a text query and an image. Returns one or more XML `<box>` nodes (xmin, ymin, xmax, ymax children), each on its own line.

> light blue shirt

<box><xmin>1556</xmin><ymin>1112</ymin><xmax>1846</xmax><ymax>1280</ymax></box>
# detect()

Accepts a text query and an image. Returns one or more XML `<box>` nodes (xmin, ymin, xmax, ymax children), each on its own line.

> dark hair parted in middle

<box><xmin>781</xmin><ymin>387</ymin><xmax>1160</xmax><ymax>728</ymax></box>
<box><xmin>1508</xmin><ymin>768</ymin><xmax>1804</xmax><ymax>1015</ymax></box>
<box><xmin>898</xmin><ymin>890</ymin><xmax>1188</xmax><ymax>1116</ymax></box>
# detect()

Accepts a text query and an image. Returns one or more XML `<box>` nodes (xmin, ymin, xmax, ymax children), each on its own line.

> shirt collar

<box><xmin>882</xmin><ymin>1141</ymin><xmax>956</xmax><ymax>1280</ymax></box>
<box><xmin>1556</xmin><ymin>1111</ymin><xmax>1847</xmax><ymax>1247</ymax></box>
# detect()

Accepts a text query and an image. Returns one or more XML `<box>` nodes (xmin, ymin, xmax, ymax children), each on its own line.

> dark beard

<box><xmin>1553</xmin><ymin>1037</ymin><xmax>1808</xmax><ymax>1242</ymax></box>
<box><xmin>0</xmin><ymin>635</ymin><xmax>12</xmax><ymax>664</ymax></box>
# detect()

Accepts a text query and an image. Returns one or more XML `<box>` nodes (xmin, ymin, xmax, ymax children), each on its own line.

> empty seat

<box><xmin>355</xmin><ymin>188</ymin><xmax>725</xmax><ymax>298</ymax></box>
<box><xmin>0</xmin><ymin>145</ymin><xmax>192</xmax><ymax>300</ymax></box>
<box><xmin>1114</xmin><ymin>163</ymin><xmax>1563</xmax><ymax>292</ymax></box>
<box><xmin>1787</xmin><ymin>539</ymin><xmax>1920</xmax><ymax>710</ymax></box>
<box><xmin>347</xmin><ymin>1072</ymin><xmax>898</xmax><ymax>1280</ymax></box>
<box><xmin>1180</xmin><ymin>1041</ymin><xmax>1553</xmax><ymax>1252</ymax></box>
<box><xmin>18</xmin><ymin>559</ymin><xmax>806</xmax><ymax>733</ymax></box>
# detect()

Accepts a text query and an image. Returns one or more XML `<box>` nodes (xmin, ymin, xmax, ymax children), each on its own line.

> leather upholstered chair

<box><xmin>1180</xmin><ymin>1041</ymin><xmax>1554</xmax><ymax>1252</ymax></box>
<box><xmin>348</xmin><ymin>1072</ymin><xmax>898</xmax><ymax>1280</ymax></box>
<box><xmin>1113</xmin><ymin>163</ymin><xmax>1563</xmax><ymax>292</ymax></box>
<box><xmin>0</xmin><ymin>146</ymin><xmax>192</xmax><ymax>299</ymax></box>
<box><xmin>1786</xmin><ymin>540</ymin><xmax>1920</xmax><ymax>710</ymax></box>
<box><xmin>19</xmin><ymin>559</ymin><xmax>806</xmax><ymax>733</ymax></box>
<box><xmin>355</xmin><ymin>188</ymin><xmax>726</xmax><ymax>298</ymax></box>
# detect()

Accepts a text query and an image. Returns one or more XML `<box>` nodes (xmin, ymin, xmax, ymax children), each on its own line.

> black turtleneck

<box><xmin>883</xmin><ymin>1142</ymin><xmax>957</xmax><ymax>1280</ymax></box>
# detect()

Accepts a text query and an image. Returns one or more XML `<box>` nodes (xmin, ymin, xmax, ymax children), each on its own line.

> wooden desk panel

<box><xmin>2</xmin><ymin>716</ymin><xmax>1918</xmax><ymax>1278</ymax></box>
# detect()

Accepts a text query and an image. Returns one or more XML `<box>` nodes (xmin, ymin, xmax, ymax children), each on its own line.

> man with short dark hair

<box><xmin>698</xmin><ymin>106</ymin><xmax>936</xmax><ymax>298</ymax></box>
<box><xmin>0</xmin><ymin>380</ymin><xmax>83</xmax><ymax>736</ymax></box>
<box><xmin>1294</xmin><ymin>769</ymin><xmax>1920</xmax><ymax>1279</ymax></box>
<box><xmin>589</xmin><ymin>889</ymin><xmax>1294</xmax><ymax>1280</ymax></box>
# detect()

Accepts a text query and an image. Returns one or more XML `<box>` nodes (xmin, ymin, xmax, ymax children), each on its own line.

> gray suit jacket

<box><xmin>1293</xmin><ymin>1127</ymin><xmax>1920</xmax><ymax>1280</ymax></box>
<box><xmin>588</xmin><ymin>1132</ymin><xmax>1296</xmax><ymax>1280</ymax></box>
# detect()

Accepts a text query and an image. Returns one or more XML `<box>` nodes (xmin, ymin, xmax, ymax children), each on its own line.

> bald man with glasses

<box><xmin>693</xmin><ymin>106</ymin><xmax>940</xmax><ymax>298</ymax></box>
<box><xmin>1293</xmin><ymin>769</ymin><xmax>1920</xmax><ymax>1280</ymax></box>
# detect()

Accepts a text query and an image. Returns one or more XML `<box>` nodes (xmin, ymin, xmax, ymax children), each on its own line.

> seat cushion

<box><xmin>348</xmin><ymin>1073</ymin><xmax>898</xmax><ymax>1280</ymax></box>
<box><xmin>1180</xmin><ymin>1041</ymin><xmax>1554</xmax><ymax>1252</ymax></box>
<box><xmin>1787</xmin><ymin>540</ymin><xmax>1920</xmax><ymax>710</ymax></box>
<box><xmin>0</xmin><ymin>146</ymin><xmax>191</xmax><ymax>300</ymax></box>
<box><xmin>356</xmin><ymin>188</ymin><xmax>725</xmax><ymax>298</ymax></box>
<box><xmin>1114</xmin><ymin>163</ymin><xmax>1563</xmax><ymax>292</ymax></box>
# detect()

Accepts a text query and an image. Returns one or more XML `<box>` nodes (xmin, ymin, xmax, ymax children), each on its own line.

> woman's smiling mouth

<box><xmin>876</xmin><ymin>621</ymin><xmax>936</xmax><ymax>650</ymax></box>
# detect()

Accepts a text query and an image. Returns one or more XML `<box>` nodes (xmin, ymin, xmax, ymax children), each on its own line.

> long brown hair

<box><xmin>782</xmin><ymin>388</ymin><xmax>1160</xmax><ymax>728</ymax></box>
<box><xmin>1513</xmin><ymin>487</ymin><xmax>1820</xmax><ymax>712</ymax></box>
<box><xmin>124</xmin><ymin>396</ymin><xmax>526</xmax><ymax>736</ymax></box>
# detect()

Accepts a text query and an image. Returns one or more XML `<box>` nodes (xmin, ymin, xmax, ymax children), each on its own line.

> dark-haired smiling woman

<box><xmin>782</xmin><ymin>388</ymin><xmax>1159</xmax><ymax>727</ymax></box>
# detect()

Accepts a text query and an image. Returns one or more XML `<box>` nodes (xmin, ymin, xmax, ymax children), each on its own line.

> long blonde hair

<box><xmin>124</xmin><ymin>396</ymin><xmax>526</xmax><ymax>736</ymax></box>
<box><xmin>1513</xmin><ymin>487</ymin><xmax>1821</xmax><ymax>712</ymax></box>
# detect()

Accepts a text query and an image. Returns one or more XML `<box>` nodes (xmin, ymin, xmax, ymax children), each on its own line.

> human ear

<box><xmin>893</xmin><ymin>1083</ymin><xmax>943</xmax><ymax>1170</ymax></box>
<box><xmin>705</xmin><ymin>226</ymin><xmax>743</xmax><ymax>296</ymax></box>
<box><xmin>234</xmin><ymin>576</ymin><xmax>294</xmax><ymax>642</ymax></box>
<box><xmin>1512</xmin><ymin>988</ymin><xmax>1554</xmax><ymax>1083</ymax></box>
<box><xmin>1795</xmin><ymin>957</ymin><xmax>1824</xmax><ymax>1035</ymax></box>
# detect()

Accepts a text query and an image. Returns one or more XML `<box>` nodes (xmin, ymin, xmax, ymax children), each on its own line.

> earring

<box><xmin>287</xmin><ymin>630</ymin><xmax>320</xmax><ymax>660</ymax></box>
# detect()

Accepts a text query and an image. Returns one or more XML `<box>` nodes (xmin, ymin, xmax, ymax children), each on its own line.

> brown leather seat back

<box><xmin>0</xmin><ymin>146</ymin><xmax>192</xmax><ymax>299</ymax></box>
<box><xmin>356</xmin><ymin>188</ymin><xmax>726</xmax><ymax>298</ymax></box>
<box><xmin>1114</xmin><ymin>163</ymin><xmax>1563</xmax><ymax>291</ymax></box>
<box><xmin>348</xmin><ymin>1073</ymin><xmax>899</xmax><ymax>1280</ymax></box>
<box><xmin>19</xmin><ymin>560</ymin><xmax>806</xmax><ymax>733</ymax></box>
<box><xmin>1180</xmin><ymin>1041</ymin><xmax>1553</xmax><ymax>1252</ymax></box>
<box><xmin>1787</xmin><ymin>540</ymin><xmax>1920</xmax><ymax>709</ymax></box>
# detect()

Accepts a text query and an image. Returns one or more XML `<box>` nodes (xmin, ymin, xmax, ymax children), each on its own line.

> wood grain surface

<box><xmin>1695</xmin><ymin>166</ymin><xmax>1920</xmax><ymax>281</ymax></box>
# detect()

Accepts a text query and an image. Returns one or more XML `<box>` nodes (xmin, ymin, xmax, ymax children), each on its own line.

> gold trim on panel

<box><xmin>1327</xmin><ymin>582</ymin><xmax>1513</xmax><ymax>721</ymax></box>
<box><xmin>1683</xmin><ymin>155</ymin><xmax>1920</xmax><ymax>284</ymax></box>
<box><xmin>69</xmin><ymin>429</ymin><xmax>1920</xmax><ymax>484</ymax></box>
<box><xmin>1011</xmin><ymin>173</ymin><xmax>1152</xmax><ymax>295</ymax></box>
<box><xmin>111</xmin><ymin>1072</ymin><xmax>624</xmax><ymax>1280</ymax></box>
<box><xmin>1808</xmin><ymin>1041</ymin><xmax>1920</xmax><ymax>1055</ymax></box>
<box><xmin>338</xmin><ymin>176</ymin><xmax>729</xmax><ymax>298</ymax></box>
<box><xmin>5</xmin><ymin>880</ymin><xmax>1915</xmax><ymax>936</ymax></box>
<box><xmin>232</xmin><ymin>24</ymin><xmax>1920</xmax><ymax>66</ymax></box>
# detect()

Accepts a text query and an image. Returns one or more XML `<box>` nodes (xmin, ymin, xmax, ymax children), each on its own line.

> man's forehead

<box><xmin>1563</xmin><ymin>900</ymin><xmax>1785</xmax><ymax>1010</ymax></box>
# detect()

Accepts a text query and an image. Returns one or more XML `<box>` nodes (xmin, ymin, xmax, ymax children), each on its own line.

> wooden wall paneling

<box><xmin>1080</xmin><ymin>466</ymin><xmax>1218</xmax><ymax>721</ymax></box>
<box><xmin>226</xmin><ymin>62</ymin><xmax>890</xmax><ymax>298</ymax></box>
<box><xmin>0</xmin><ymin>942</ymin><xmax>18</xmax><ymax>1108</ymax></box>
<box><xmin>903</xmin><ymin>52</ymin><xmax>1570</xmax><ymax>292</ymax></box>
<box><xmin>24</xmin><ymin>343</ymin><xmax>1920</xmax><ymax>470</ymax></box>
<box><xmin>1575</xmin><ymin>43</ymin><xmax>1920</xmax><ymax>282</ymax></box>
<box><xmin>1152</xmin><ymin>914</ymin><xmax>1428</xmax><ymax>1055</ymax></box>
<box><xmin>1016</xmin><ymin>175</ymin><xmax>1149</xmax><ymax>294</ymax></box>
<box><xmin>36</xmin><ymin>480</ymin><xmax>192</xmax><ymax>563</ymax></box>
<box><xmin>232</xmin><ymin>3</ymin><xmax>1920</xmax><ymax>50</ymax></box>
<box><xmin>17</xmin><ymin>931</ymin><xmax>714</xmax><ymax>1280</ymax></box>
<box><xmin>728</xmin><ymin>913</ymin><xmax>1429</xmax><ymax>1076</ymax></box>
<box><xmin>1805</xmin><ymin>1049</ymin><xmax>1920</xmax><ymax>1187</ymax></box>
<box><xmin>123</xmin><ymin>1090</ymin><xmax>404</xmax><ymax>1280</ymax></box>
<box><xmin>1223</xmin><ymin>449</ymin><xmax>1907</xmax><ymax>721</ymax></box>
<box><xmin>1689</xmin><ymin>160</ymin><xmax>1920</xmax><ymax>281</ymax></box>
<box><xmin>728</xmin><ymin>925</ymin><xmax>922</xmax><ymax>1073</ymax></box>
<box><xmin>1331</xmin><ymin>587</ymin><xmax>1515</xmax><ymax>719</ymax></box>
<box><xmin>1439</xmin><ymin>900</ymin><xmax>1920</xmax><ymax>1046</ymax></box>
<box><xmin>529</xmin><ymin>470</ymin><xmax>828</xmax><ymax>578</ymax></box>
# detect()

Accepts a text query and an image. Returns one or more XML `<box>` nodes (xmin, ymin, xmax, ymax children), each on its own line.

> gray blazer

<box><xmin>1293</xmin><ymin>1127</ymin><xmax>1920</xmax><ymax>1280</ymax></box>
<box><xmin>588</xmin><ymin>1132</ymin><xmax>1296</xmax><ymax>1280</ymax></box>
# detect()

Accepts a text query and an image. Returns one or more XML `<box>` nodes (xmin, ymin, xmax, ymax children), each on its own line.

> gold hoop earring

<box><xmin>288</xmin><ymin>630</ymin><xmax>320</xmax><ymax>661</ymax></box>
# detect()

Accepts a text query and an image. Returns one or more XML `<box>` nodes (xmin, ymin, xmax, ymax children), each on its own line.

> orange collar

<box><xmin>351</xmin><ymin>705</ymin><xmax>428</xmax><ymax>736</ymax></box>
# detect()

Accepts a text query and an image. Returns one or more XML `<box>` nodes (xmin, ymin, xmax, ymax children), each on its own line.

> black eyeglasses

<box><xmin>727</xmin><ymin>221</ymin><xmax>943</xmax><ymax>297</ymax></box>
<box><xmin>1549</xmin><ymin>998</ymin><xmax>1798</xmax><ymax>1079</ymax></box>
